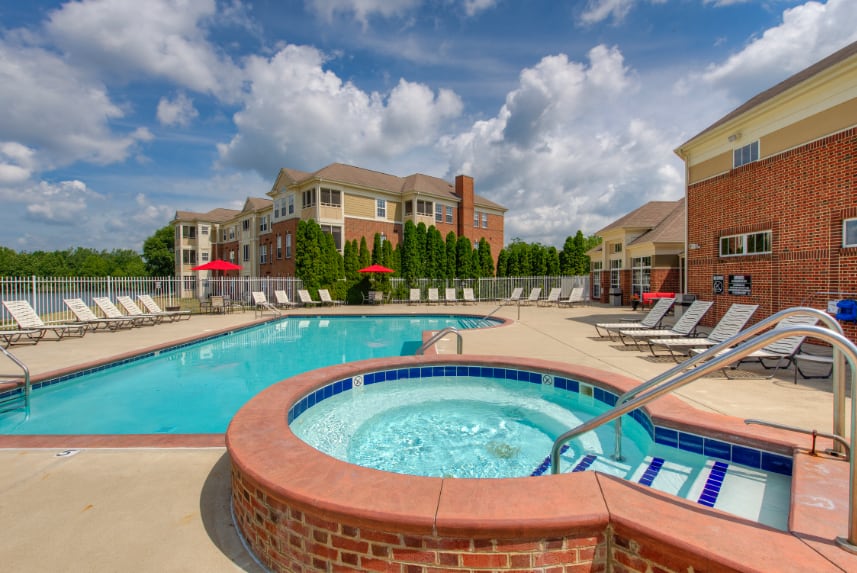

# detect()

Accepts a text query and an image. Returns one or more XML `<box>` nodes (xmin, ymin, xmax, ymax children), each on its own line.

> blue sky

<box><xmin>1</xmin><ymin>0</ymin><xmax>855</xmax><ymax>253</ymax></box>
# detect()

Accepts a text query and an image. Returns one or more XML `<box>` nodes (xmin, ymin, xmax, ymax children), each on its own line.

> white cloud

<box><xmin>19</xmin><ymin>180</ymin><xmax>104</xmax><ymax>225</ymax></box>
<box><xmin>45</xmin><ymin>0</ymin><xmax>244</xmax><ymax>100</ymax></box>
<box><xmin>463</xmin><ymin>0</ymin><xmax>499</xmax><ymax>17</ymax></box>
<box><xmin>579</xmin><ymin>0</ymin><xmax>635</xmax><ymax>25</ymax></box>
<box><xmin>305</xmin><ymin>0</ymin><xmax>422</xmax><ymax>25</ymax></box>
<box><xmin>157</xmin><ymin>93</ymin><xmax>200</xmax><ymax>126</ymax></box>
<box><xmin>217</xmin><ymin>44</ymin><xmax>462</xmax><ymax>175</ymax></box>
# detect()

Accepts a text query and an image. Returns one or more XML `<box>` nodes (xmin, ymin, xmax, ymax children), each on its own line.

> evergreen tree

<box><xmin>343</xmin><ymin>239</ymin><xmax>360</xmax><ymax>281</ymax></box>
<box><xmin>372</xmin><ymin>233</ymin><xmax>383</xmax><ymax>265</ymax></box>
<box><xmin>496</xmin><ymin>248</ymin><xmax>508</xmax><ymax>277</ymax></box>
<box><xmin>445</xmin><ymin>231</ymin><xmax>457</xmax><ymax>279</ymax></box>
<box><xmin>455</xmin><ymin>236</ymin><xmax>473</xmax><ymax>278</ymax></box>
<box><xmin>358</xmin><ymin>236</ymin><xmax>371</xmax><ymax>269</ymax></box>
<box><xmin>415</xmin><ymin>222</ymin><xmax>427</xmax><ymax>277</ymax></box>
<box><xmin>425</xmin><ymin>226</ymin><xmax>444</xmax><ymax>279</ymax></box>
<box><xmin>477</xmin><ymin>238</ymin><xmax>494</xmax><ymax>278</ymax></box>
<box><xmin>296</xmin><ymin>220</ymin><xmax>324</xmax><ymax>288</ymax></box>
<box><xmin>401</xmin><ymin>220</ymin><xmax>420</xmax><ymax>284</ymax></box>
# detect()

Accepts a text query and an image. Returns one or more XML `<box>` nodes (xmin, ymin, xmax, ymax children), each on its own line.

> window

<box><xmin>287</xmin><ymin>194</ymin><xmax>294</xmax><ymax>215</ymax></box>
<box><xmin>276</xmin><ymin>234</ymin><xmax>282</xmax><ymax>259</ymax></box>
<box><xmin>612</xmin><ymin>243</ymin><xmax>622</xmax><ymax>253</ymax></box>
<box><xmin>481</xmin><ymin>212</ymin><xmax>488</xmax><ymax>229</ymax></box>
<box><xmin>720</xmin><ymin>231</ymin><xmax>771</xmax><ymax>257</ymax></box>
<box><xmin>321</xmin><ymin>224</ymin><xmax>342</xmax><ymax>250</ymax></box>
<box><xmin>201</xmin><ymin>251</ymin><xmax>210</xmax><ymax>262</ymax></box>
<box><xmin>229</xmin><ymin>227</ymin><xmax>235</xmax><ymax>241</ymax></box>
<box><xmin>229</xmin><ymin>250</ymin><xmax>235</xmax><ymax>262</ymax></box>
<box><xmin>592</xmin><ymin>261</ymin><xmax>602</xmax><ymax>299</ymax></box>
<box><xmin>200</xmin><ymin>225</ymin><xmax>209</xmax><ymax>235</ymax></box>
<box><xmin>377</xmin><ymin>199</ymin><xmax>387</xmax><ymax>218</ymax></box>
<box><xmin>320</xmin><ymin>188</ymin><xmax>341</xmax><ymax>207</ymax></box>
<box><xmin>243</xmin><ymin>244</ymin><xmax>250</xmax><ymax>262</ymax></box>
<box><xmin>274</xmin><ymin>200</ymin><xmax>280</xmax><ymax>218</ymax></box>
<box><xmin>380</xmin><ymin>233</ymin><xmax>387</xmax><ymax>244</ymax></box>
<box><xmin>474</xmin><ymin>211</ymin><xmax>479</xmax><ymax>227</ymax></box>
<box><xmin>631</xmin><ymin>256</ymin><xmax>651</xmax><ymax>297</ymax></box>
<box><xmin>260</xmin><ymin>244</ymin><xmax>268</xmax><ymax>264</ymax></box>
<box><xmin>610</xmin><ymin>259</ymin><xmax>622</xmax><ymax>289</ymax></box>
<box><xmin>416</xmin><ymin>200</ymin><xmax>432</xmax><ymax>216</ymax></box>
<box><xmin>447</xmin><ymin>206</ymin><xmax>453</xmax><ymax>224</ymax></box>
<box><xmin>242</xmin><ymin>219</ymin><xmax>250</xmax><ymax>231</ymax></box>
<box><xmin>221</xmin><ymin>230</ymin><xmax>227</xmax><ymax>242</ymax></box>
<box><xmin>182</xmin><ymin>225</ymin><xmax>196</xmax><ymax>239</ymax></box>
<box><xmin>302</xmin><ymin>189</ymin><xmax>316</xmax><ymax>208</ymax></box>
<box><xmin>404</xmin><ymin>200</ymin><xmax>413</xmax><ymax>216</ymax></box>
<box><xmin>844</xmin><ymin>219</ymin><xmax>857</xmax><ymax>247</ymax></box>
<box><xmin>259</xmin><ymin>215</ymin><xmax>269</xmax><ymax>232</ymax></box>
<box><xmin>733</xmin><ymin>140</ymin><xmax>760</xmax><ymax>168</ymax></box>
<box><xmin>436</xmin><ymin>203</ymin><xmax>443</xmax><ymax>223</ymax></box>
<box><xmin>182</xmin><ymin>249</ymin><xmax>197</xmax><ymax>264</ymax></box>
<box><xmin>286</xmin><ymin>233</ymin><xmax>292</xmax><ymax>258</ymax></box>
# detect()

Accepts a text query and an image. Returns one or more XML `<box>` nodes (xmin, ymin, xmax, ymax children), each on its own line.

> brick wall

<box><xmin>687</xmin><ymin>127</ymin><xmax>857</xmax><ymax>333</ymax></box>
<box><xmin>344</xmin><ymin>217</ymin><xmax>403</xmax><ymax>249</ymax></box>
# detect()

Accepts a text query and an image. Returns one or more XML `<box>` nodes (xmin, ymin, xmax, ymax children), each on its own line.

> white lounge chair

<box><xmin>427</xmin><ymin>288</ymin><xmax>440</xmax><ymax>305</ymax></box>
<box><xmin>617</xmin><ymin>300</ymin><xmax>714</xmax><ymax>350</ymax></box>
<box><xmin>92</xmin><ymin>297</ymin><xmax>154</xmax><ymax>326</ymax></box>
<box><xmin>594</xmin><ymin>297</ymin><xmax>675</xmax><ymax>340</ymax></box>
<box><xmin>444</xmin><ymin>288</ymin><xmax>458</xmax><ymax>305</ymax></box>
<box><xmin>137</xmin><ymin>294</ymin><xmax>191</xmax><ymax>321</ymax></box>
<box><xmin>2</xmin><ymin>300</ymin><xmax>87</xmax><ymax>340</ymax></box>
<box><xmin>501</xmin><ymin>287</ymin><xmax>524</xmax><ymax>305</ymax></box>
<box><xmin>116</xmin><ymin>296</ymin><xmax>166</xmax><ymax>325</ymax></box>
<box><xmin>521</xmin><ymin>287</ymin><xmax>542</xmax><ymax>306</ymax></box>
<box><xmin>462</xmin><ymin>288</ymin><xmax>476</xmax><ymax>305</ymax></box>
<box><xmin>0</xmin><ymin>329</ymin><xmax>42</xmax><ymax>347</ymax></box>
<box><xmin>648</xmin><ymin>304</ymin><xmax>758</xmax><ymax>361</ymax></box>
<box><xmin>538</xmin><ymin>288</ymin><xmax>562</xmax><ymax>307</ymax></box>
<box><xmin>297</xmin><ymin>289</ymin><xmax>322</xmax><ymax>307</ymax></box>
<box><xmin>252</xmin><ymin>292</ymin><xmax>281</xmax><ymax>315</ymax></box>
<box><xmin>318</xmin><ymin>289</ymin><xmax>344</xmax><ymax>306</ymax></box>
<box><xmin>274</xmin><ymin>290</ymin><xmax>299</xmax><ymax>308</ymax></box>
<box><xmin>558</xmin><ymin>287</ymin><xmax>586</xmax><ymax>307</ymax></box>
<box><xmin>408</xmin><ymin>288</ymin><xmax>421</xmax><ymax>305</ymax></box>
<box><xmin>64</xmin><ymin>298</ymin><xmax>136</xmax><ymax>331</ymax></box>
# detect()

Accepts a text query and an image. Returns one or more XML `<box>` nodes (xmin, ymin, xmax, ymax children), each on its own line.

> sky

<box><xmin>1</xmin><ymin>0</ymin><xmax>856</xmax><ymax>253</ymax></box>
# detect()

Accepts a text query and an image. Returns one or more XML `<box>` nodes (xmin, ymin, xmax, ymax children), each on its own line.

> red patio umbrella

<box><xmin>191</xmin><ymin>259</ymin><xmax>242</xmax><ymax>271</ymax></box>
<box><xmin>357</xmin><ymin>264</ymin><xmax>394</xmax><ymax>273</ymax></box>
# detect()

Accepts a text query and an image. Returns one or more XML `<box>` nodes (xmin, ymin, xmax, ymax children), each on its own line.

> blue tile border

<box><xmin>287</xmin><ymin>364</ymin><xmax>794</xmax><ymax>477</ymax></box>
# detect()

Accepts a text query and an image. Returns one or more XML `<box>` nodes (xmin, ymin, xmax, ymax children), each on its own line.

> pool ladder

<box><xmin>548</xmin><ymin>306</ymin><xmax>857</xmax><ymax>554</ymax></box>
<box><xmin>416</xmin><ymin>327</ymin><xmax>462</xmax><ymax>355</ymax></box>
<box><xmin>0</xmin><ymin>345</ymin><xmax>30</xmax><ymax>417</ymax></box>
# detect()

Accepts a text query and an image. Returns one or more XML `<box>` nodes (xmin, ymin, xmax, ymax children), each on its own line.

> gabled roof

<box><xmin>679</xmin><ymin>40</ymin><xmax>857</xmax><ymax>148</ymax></box>
<box><xmin>242</xmin><ymin>197</ymin><xmax>272</xmax><ymax>213</ymax></box>
<box><xmin>597</xmin><ymin>200</ymin><xmax>681</xmax><ymax>235</ymax></box>
<box><xmin>628</xmin><ymin>198</ymin><xmax>685</xmax><ymax>246</ymax></box>
<box><xmin>174</xmin><ymin>207</ymin><xmax>240</xmax><ymax>223</ymax></box>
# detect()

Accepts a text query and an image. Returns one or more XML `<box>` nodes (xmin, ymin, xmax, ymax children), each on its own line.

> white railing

<box><xmin>390</xmin><ymin>275</ymin><xmax>590</xmax><ymax>302</ymax></box>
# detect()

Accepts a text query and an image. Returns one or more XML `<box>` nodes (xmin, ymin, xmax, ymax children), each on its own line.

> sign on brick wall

<box><xmin>728</xmin><ymin>275</ymin><xmax>751</xmax><ymax>296</ymax></box>
<box><xmin>713</xmin><ymin>275</ymin><xmax>724</xmax><ymax>295</ymax></box>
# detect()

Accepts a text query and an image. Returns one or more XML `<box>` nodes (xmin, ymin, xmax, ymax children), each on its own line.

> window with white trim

<box><xmin>481</xmin><ymin>213</ymin><xmax>488</xmax><ymax>229</ymax></box>
<box><xmin>182</xmin><ymin>249</ymin><xmax>197</xmax><ymax>264</ymax></box>
<box><xmin>720</xmin><ymin>230</ymin><xmax>771</xmax><ymax>257</ymax></box>
<box><xmin>631</xmin><ymin>256</ymin><xmax>651</xmax><ymax>297</ymax></box>
<box><xmin>201</xmin><ymin>251</ymin><xmax>210</xmax><ymax>262</ymax></box>
<box><xmin>242</xmin><ymin>219</ymin><xmax>250</xmax><ymax>231</ymax></box>
<box><xmin>377</xmin><ymin>199</ymin><xmax>386</xmax><ymax>218</ymax></box>
<box><xmin>259</xmin><ymin>215</ymin><xmax>269</xmax><ymax>232</ymax></box>
<box><xmin>473</xmin><ymin>211</ymin><xmax>479</xmax><ymax>228</ymax></box>
<box><xmin>446</xmin><ymin>206</ymin><xmax>453</xmax><ymax>224</ymax></box>
<box><xmin>435</xmin><ymin>203</ymin><xmax>443</xmax><ymax>222</ymax></box>
<box><xmin>321</xmin><ymin>224</ymin><xmax>342</xmax><ymax>250</ymax></box>
<box><xmin>610</xmin><ymin>259</ymin><xmax>622</xmax><ymax>289</ymax></box>
<box><xmin>416</xmin><ymin>200</ymin><xmax>432</xmax><ymax>216</ymax></box>
<box><xmin>844</xmin><ymin>218</ymin><xmax>857</xmax><ymax>247</ymax></box>
<box><xmin>302</xmin><ymin>189</ymin><xmax>316</xmax><ymax>208</ymax></box>
<box><xmin>276</xmin><ymin>234</ymin><xmax>282</xmax><ymax>259</ymax></box>
<box><xmin>591</xmin><ymin>261</ymin><xmax>602</xmax><ymax>299</ymax></box>
<box><xmin>320</xmin><ymin>188</ymin><xmax>341</xmax><ymax>207</ymax></box>
<box><xmin>260</xmin><ymin>244</ymin><xmax>268</xmax><ymax>264</ymax></box>
<box><xmin>200</xmin><ymin>225</ymin><xmax>209</xmax><ymax>235</ymax></box>
<box><xmin>285</xmin><ymin>233</ymin><xmax>292</xmax><ymax>258</ymax></box>
<box><xmin>404</xmin><ymin>200</ymin><xmax>413</xmax><ymax>216</ymax></box>
<box><xmin>243</xmin><ymin>244</ymin><xmax>250</xmax><ymax>262</ymax></box>
<box><xmin>182</xmin><ymin>225</ymin><xmax>196</xmax><ymax>239</ymax></box>
<box><xmin>287</xmin><ymin>194</ymin><xmax>294</xmax><ymax>215</ymax></box>
<box><xmin>733</xmin><ymin>140</ymin><xmax>760</xmax><ymax>168</ymax></box>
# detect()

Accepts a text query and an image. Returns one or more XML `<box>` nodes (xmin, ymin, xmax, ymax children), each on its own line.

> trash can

<box><xmin>674</xmin><ymin>293</ymin><xmax>696</xmax><ymax>319</ymax></box>
<box><xmin>609</xmin><ymin>288</ymin><xmax>623</xmax><ymax>307</ymax></box>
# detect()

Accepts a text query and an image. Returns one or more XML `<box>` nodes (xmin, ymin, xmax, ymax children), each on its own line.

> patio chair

<box><xmin>648</xmin><ymin>304</ymin><xmax>758</xmax><ymax>361</ymax></box>
<box><xmin>137</xmin><ymin>294</ymin><xmax>191</xmax><ymax>321</ymax></box>
<box><xmin>92</xmin><ymin>297</ymin><xmax>155</xmax><ymax>326</ymax></box>
<box><xmin>362</xmin><ymin>290</ymin><xmax>384</xmax><ymax>304</ymax></box>
<box><xmin>427</xmin><ymin>288</ymin><xmax>440</xmax><ymax>305</ymax></box>
<box><xmin>318</xmin><ymin>289</ymin><xmax>344</xmax><ymax>306</ymax></box>
<box><xmin>691</xmin><ymin>313</ymin><xmax>819</xmax><ymax>379</ymax></box>
<box><xmin>64</xmin><ymin>298</ymin><xmax>136</xmax><ymax>331</ymax></box>
<box><xmin>444</xmin><ymin>288</ymin><xmax>458</xmax><ymax>305</ymax></box>
<box><xmin>408</xmin><ymin>288</ymin><xmax>421</xmax><ymax>305</ymax></box>
<box><xmin>792</xmin><ymin>349</ymin><xmax>835</xmax><ymax>383</ymax></box>
<box><xmin>594</xmin><ymin>297</ymin><xmax>675</xmax><ymax>340</ymax></box>
<box><xmin>2</xmin><ymin>300</ymin><xmax>87</xmax><ymax>340</ymax></box>
<box><xmin>501</xmin><ymin>287</ymin><xmax>524</xmax><ymax>305</ymax></box>
<box><xmin>252</xmin><ymin>292</ymin><xmax>281</xmax><ymax>315</ymax></box>
<box><xmin>617</xmin><ymin>300</ymin><xmax>713</xmax><ymax>350</ymax></box>
<box><xmin>116</xmin><ymin>296</ymin><xmax>167</xmax><ymax>325</ymax></box>
<box><xmin>297</xmin><ymin>289</ymin><xmax>322</xmax><ymax>307</ymax></box>
<box><xmin>538</xmin><ymin>288</ymin><xmax>562</xmax><ymax>307</ymax></box>
<box><xmin>521</xmin><ymin>287</ymin><xmax>542</xmax><ymax>306</ymax></box>
<box><xmin>558</xmin><ymin>287</ymin><xmax>586</xmax><ymax>307</ymax></box>
<box><xmin>274</xmin><ymin>290</ymin><xmax>299</xmax><ymax>308</ymax></box>
<box><xmin>0</xmin><ymin>328</ymin><xmax>42</xmax><ymax>347</ymax></box>
<box><xmin>462</xmin><ymin>288</ymin><xmax>477</xmax><ymax>305</ymax></box>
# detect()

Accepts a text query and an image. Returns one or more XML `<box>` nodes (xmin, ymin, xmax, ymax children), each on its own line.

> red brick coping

<box><xmin>227</xmin><ymin>354</ymin><xmax>857</xmax><ymax>572</ymax></box>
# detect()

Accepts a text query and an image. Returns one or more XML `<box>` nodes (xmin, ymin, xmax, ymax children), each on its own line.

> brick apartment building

<box><xmin>588</xmin><ymin>200</ymin><xmax>685</xmax><ymax>305</ymax></box>
<box><xmin>173</xmin><ymin>164</ymin><xmax>506</xmax><ymax>294</ymax></box>
<box><xmin>675</xmin><ymin>40</ymin><xmax>857</xmax><ymax>332</ymax></box>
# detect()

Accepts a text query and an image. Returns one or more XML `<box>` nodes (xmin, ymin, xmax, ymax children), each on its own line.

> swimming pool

<box><xmin>0</xmin><ymin>315</ymin><xmax>498</xmax><ymax>435</ymax></box>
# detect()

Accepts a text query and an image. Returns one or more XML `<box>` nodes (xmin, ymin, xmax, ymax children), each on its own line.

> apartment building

<box><xmin>675</xmin><ymin>40</ymin><xmax>857</xmax><ymax>332</ymax></box>
<box><xmin>173</xmin><ymin>163</ymin><xmax>506</xmax><ymax>294</ymax></box>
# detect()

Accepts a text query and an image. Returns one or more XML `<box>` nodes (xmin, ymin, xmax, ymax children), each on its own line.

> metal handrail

<box><xmin>481</xmin><ymin>305</ymin><xmax>503</xmax><ymax>321</ymax></box>
<box><xmin>547</xmin><ymin>321</ymin><xmax>857</xmax><ymax>552</ymax></box>
<box><xmin>0</xmin><ymin>345</ymin><xmax>30</xmax><ymax>417</ymax></box>
<box><xmin>745</xmin><ymin>419</ymin><xmax>850</xmax><ymax>458</ymax></box>
<box><xmin>415</xmin><ymin>327</ymin><xmax>462</xmax><ymax>355</ymax></box>
<box><xmin>612</xmin><ymin>307</ymin><xmax>846</xmax><ymax>460</ymax></box>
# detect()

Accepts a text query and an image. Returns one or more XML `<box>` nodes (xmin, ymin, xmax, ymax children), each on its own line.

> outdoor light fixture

<box><xmin>727</xmin><ymin>132</ymin><xmax>742</xmax><ymax>142</ymax></box>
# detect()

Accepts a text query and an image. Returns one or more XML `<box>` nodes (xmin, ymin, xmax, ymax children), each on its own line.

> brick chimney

<box><xmin>455</xmin><ymin>175</ymin><xmax>474</xmax><ymax>240</ymax></box>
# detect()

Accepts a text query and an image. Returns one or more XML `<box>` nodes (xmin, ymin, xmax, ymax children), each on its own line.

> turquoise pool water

<box><xmin>0</xmin><ymin>315</ymin><xmax>494</xmax><ymax>434</ymax></box>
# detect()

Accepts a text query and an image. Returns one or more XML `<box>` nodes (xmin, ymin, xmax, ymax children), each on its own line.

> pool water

<box><xmin>290</xmin><ymin>374</ymin><xmax>791</xmax><ymax>529</ymax></box>
<box><xmin>0</xmin><ymin>315</ymin><xmax>494</xmax><ymax>435</ymax></box>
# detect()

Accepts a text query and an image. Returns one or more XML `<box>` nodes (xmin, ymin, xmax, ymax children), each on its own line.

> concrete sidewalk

<box><xmin>0</xmin><ymin>302</ymin><xmax>847</xmax><ymax>571</ymax></box>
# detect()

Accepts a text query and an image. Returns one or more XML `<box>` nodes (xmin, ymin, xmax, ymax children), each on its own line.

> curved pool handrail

<box><xmin>0</xmin><ymin>345</ymin><xmax>30</xmax><ymax>418</ymax></box>
<box><xmin>416</xmin><ymin>327</ymin><xmax>462</xmax><ymax>355</ymax></box>
<box><xmin>548</xmin><ymin>322</ymin><xmax>857</xmax><ymax>552</ymax></box>
<box><xmin>613</xmin><ymin>307</ymin><xmax>846</xmax><ymax>460</ymax></box>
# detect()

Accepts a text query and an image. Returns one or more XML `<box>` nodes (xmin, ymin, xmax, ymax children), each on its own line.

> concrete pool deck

<box><xmin>0</xmin><ymin>302</ymin><xmax>851</xmax><ymax>571</ymax></box>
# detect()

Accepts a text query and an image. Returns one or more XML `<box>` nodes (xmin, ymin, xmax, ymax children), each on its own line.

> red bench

<box><xmin>641</xmin><ymin>292</ymin><xmax>675</xmax><ymax>307</ymax></box>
